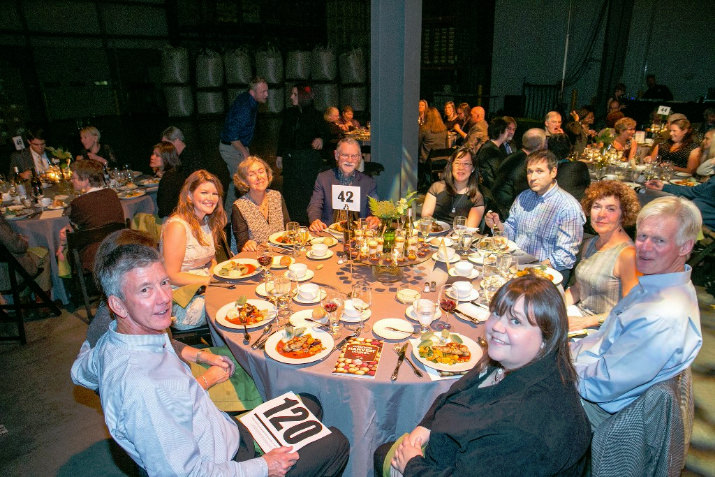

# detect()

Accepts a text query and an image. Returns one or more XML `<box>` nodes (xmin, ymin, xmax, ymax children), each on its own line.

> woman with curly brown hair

<box><xmin>161</xmin><ymin>170</ymin><xmax>227</xmax><ymax>329</ymax></box>
<box><xmin>565</xmin><ymin>180</ymin><xmax>640</xmax><ymax>320</ymax></box>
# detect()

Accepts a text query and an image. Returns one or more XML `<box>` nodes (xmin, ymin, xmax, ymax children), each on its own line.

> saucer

<box><xmin>405</xmin><ymin>305</ymin><xmax>443</xmax><ymax>321</ymax></box>
<box><xmin>432</xmin><ymin>252</ymin><xmax>460</xmax><ymax>263</ymax></box>
<box><xmin>307</xmin><ymin>250</ymin><xmax>334</xmax><ymax>260</ymax></box>
<box><xmin>340</xmin><ymin>309</ymin><xmax>371</xmax><ymax>323</ymax></box>
<box><xmin>284</xmin><ymin>269</ymin><xmax>315</xmax><ymax>282</ymax></box>
<box><xmin>446</xmin><ymin>288</ymin><xmax>480</xmax><ymax>302</ymax></box>
<box><xmin>448</xmin><ymin>268</ymin><xmax>480</xmax><ymax>279</ymax></box>
<box><xmin>293</xmin><ymin>289</ymin><xmax>327</xmax><ymax>304</ymax></box>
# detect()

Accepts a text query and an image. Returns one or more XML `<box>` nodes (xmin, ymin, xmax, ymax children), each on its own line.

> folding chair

<box><xmin>67</xmin><ymin>222</ymin><xmax>127</xmax><ymax>322</ymax></box>
<box><xmin>0</xmin><ymin>242</ymin><xmax>61</xmax><ymax>344</ymax></box>
<box><xmin>427</xmin><ymin>147</ymin><xmax>456</xmax><ymax>183</ymax></box>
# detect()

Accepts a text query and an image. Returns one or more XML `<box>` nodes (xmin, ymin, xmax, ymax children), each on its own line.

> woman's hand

<box><xmin>263</xmin><ymin>447</ymin><xmax>299</xmax><ymax>477</ymax></box>
<box><xmin>391</xmin><ymin>431</ymin><xmax>426</xmax><ymax>473</ymax></box>
<box><xmin>311</xmin><ymin>138</ymin><xmax>324</xmax><ymax>150</ymax></box>
<box><xmin>242</xmin><ymin>240</ymin><xmax>259</xmax><ymax>252</ymax></box>
<box><xmin>199</xmin><ymin>365</ymin><xmax>232</xmax><ymax>388</ymax></box>
<box><xmin>407</xmin><ymin>426</ymin><xmax>431</xmax><ymax>447</ymax></box>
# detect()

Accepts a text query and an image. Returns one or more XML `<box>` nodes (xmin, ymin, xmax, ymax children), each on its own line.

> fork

<box><xmin>393</xmin><ymin>344</ymin><xmax>423</xmax><ymax>377</ymax></box>
<box><xmin>385</xmin><ymin>326</ymin><xmax>417</xmax><ymax>337</ymax></box>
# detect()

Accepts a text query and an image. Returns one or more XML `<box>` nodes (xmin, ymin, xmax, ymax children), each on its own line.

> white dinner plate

<box><xmin>475</xmin><ymin>238</ymin><xmax>518</xmax><ymax>254</ymax></box>
<box><xmin>264</xmin><ymin>328</ymin><xmax>334</xmax><ymax>365</ymax></box>
<box><xmin>405</xmin><ymin>305</ymin><xmax>442</xmax><ymax>321</ymax></box>
<box><xmin>215</xmin><ymin>298</ymin><xmax>275</xmax><ymax>330</ymax></box>
<box><xmin>411</xmin><ymin>332</ymin><xmax>482</xmax><ymax>372</ymax></box>
<box><xmin>271</xmin><ymin>255</ymin><xmax>295</xmax><ymax>269</ymax></box>
<box><xmin>517</xmin><ymin>265</ymin><xmax>563</xmax><ymax>285</ymax></box>
<box><xmin>284</xmin><ymin>269</ymin><xmax>315</xmax><ymax>282</ymax></box>
<box><xmin>372</xmin><ymin>318</ymin><xmax>416</xmax><ymax>340</ymax></box>
<box><xmin>455</xmin><ymin>303</ymin><xmax>490</xmax><ymax>323</ymax></box>
<box><xmin>117</xmin><ymin>189</ymin><xmax>146</xmax><ymax>200</ymax></box>
<box><xmin>432</xmin><ymin>252</ymin><xmax>460</xmax><ymax>263</ymax></box>
<box><xmin>446</xmin><ymin>288</ymin><xmax>480</xmax><ymax>302</ymax></box>
<box><xmin>309</xmin><ymin>235</ymin><xmax>338</xmax><ymax>247</ymax></box>
<box><xmin>269</xmin><ymin>231</ymin><xmax>297</xmax><ymax>247</ymax></box>
<box><xmin>668</xmin><ymin>179</ymin><xmax>698</xmax><ymax>187</ymax></box>
<box><xmin>289</xmin><ymin>309</ymin><xmax>328</xmax><ymax>328</ymax></box>
<box><xmin>417</xmin><ymin>219</ymin><xmax>451</xmax><ymax>235</ymax></box>
<box><xmin>674</xmin><ymin>172</ymin><xmax>692</xmax><ymax>178</ymax></box>
<box><xmin>306</xmin><ymin>250</ymin><xmax>334</xmax><ymax>260</ymax></box>
<box><xmin>448</xmin><ymin>268</ymin><xmax>480</xmax><ymax>279</ymax></box>
<box><xmin>47</xmin><ymin>204</ymin><xmax>67</xmax><ymax>210</ymax></box>
<box><xmin>213</xmin><ymin>258</ymin><xmax>261</xmax><ymax>280</ymax></box>
<box><xmin>428</xmin><ymin>237</ymin><xmax>454</xmax><ymax>247</ymax></box>
<box><xmin>139</xmin><ymin>177</ymin><xmax>160</xmax><ymax>186</ymax></box>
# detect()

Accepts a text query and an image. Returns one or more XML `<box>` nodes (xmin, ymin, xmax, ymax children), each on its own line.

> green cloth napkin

<box><xmin>189</xmin><ymin>346</ymin><xmax>263</xmax><ymax>412</ymax></box>
<box><xmin>172</xmin><ymin>284</ymin><xmax>203</xmax><ymax>308</ymax></box>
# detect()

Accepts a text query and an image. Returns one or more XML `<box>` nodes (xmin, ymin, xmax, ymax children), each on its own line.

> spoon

<box><xmin>242</xmin><ymin>324</ymin><xmax>250</xmax><ymax>344</ymax></box>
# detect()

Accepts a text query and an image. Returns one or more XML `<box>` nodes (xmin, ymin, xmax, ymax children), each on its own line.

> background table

<box><xmin>206</xmin><ymin>248</ymin><xmax>489</xmax><ymax>477</ymax></box>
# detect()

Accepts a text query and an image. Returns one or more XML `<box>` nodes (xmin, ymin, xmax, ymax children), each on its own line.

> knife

<box><xmin>391</xmin><ymin>343</ymin><xmax>408</xmax><ymax>381</ymax></box>
<box><xmin>330</xmin><ymin>331</ymin><xmax>357</xmax><ymax>355</ymax></box>
<box><xmin>453</xmin><ymin>310</ymin><xmax>480</xmax><ymax>324</ymax></box>
<box><xmin>250</xmin><ymin>323</ymin><xmax>272</xmax><ymax>349</ymax></box>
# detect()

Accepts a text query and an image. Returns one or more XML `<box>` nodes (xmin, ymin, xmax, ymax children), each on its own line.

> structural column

<box><xmin>370</xmin><ymin>0</ymin><xmax>422</xmax><ymax>200</ymax></box>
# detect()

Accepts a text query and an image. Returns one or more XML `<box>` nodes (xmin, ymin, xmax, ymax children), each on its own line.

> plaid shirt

<box><xmin>503</xmin><ymin>183</ymin><xmax>584</xmax><ymax>270</ymax></box>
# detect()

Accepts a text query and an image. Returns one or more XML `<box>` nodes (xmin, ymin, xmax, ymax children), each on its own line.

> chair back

<box><xmin>591</xmin><ymin>369</ymin><xmax>692</xmax><ymax>476</ymax></box>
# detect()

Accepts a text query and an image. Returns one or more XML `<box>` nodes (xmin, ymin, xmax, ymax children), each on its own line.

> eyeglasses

<box><xmin>339</xmin><ymin>153</ymin><xmax>361</xmax><ymax>160</ymax></box>
<box><xmin>453</xmin><ymin>162</ymin><xmax>473</xmax><ymax>169</ymax></box>
<box><xmin>247</xmin><ymin>169</ymin><xmax>267</xmax><ymax>179</ymax></box>
<box><xmin>29</xmin><ymin>141</ymin><xmax>46</xmax><ymax>147</ymax></box>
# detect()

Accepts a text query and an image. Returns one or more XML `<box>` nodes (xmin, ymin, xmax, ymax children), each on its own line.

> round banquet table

<box><xmin>206</xmin><ymin>247</ymin><xmax>489</xmax><ymax>477</ymax></box>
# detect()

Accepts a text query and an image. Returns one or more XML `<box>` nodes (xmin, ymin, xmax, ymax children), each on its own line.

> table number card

<box><xmin>657</xmin><ymin>105</ymin><xmax>672</xmax><ymax>116</ymax></box>
<box><xmin>239</xmin><ymin>391</ymin><xmax>331</xmax><ymax>452</ymax></box>
<box><xmin>331</xmin><ymin>185</ymin><xmax>361</xmax><ymax>212</ymax></box>
<box><xmin>12</xmin><ymin>136</ymin><xmax>24</xmax><ymax>151</ymax></box>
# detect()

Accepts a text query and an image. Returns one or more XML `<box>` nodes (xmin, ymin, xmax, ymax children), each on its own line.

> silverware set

<box><xmin>251</xmin><ymin>323</ymin><xmax>273</xmax><ymax>349</ymax></box>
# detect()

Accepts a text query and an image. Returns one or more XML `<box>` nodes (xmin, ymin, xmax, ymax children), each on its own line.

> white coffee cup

<box><xmin>288</xmin><ymin>263</ymin><xmax>307</xmax><ymax>279</ymax></box>
<box><xmin>343</xmin><ymin>299</ymin><xmax>362</xmax><ymax>317</ymax></box>
<box><xmin>437</xmin><ymin>247</ymin><xmax>456</xmax><ymax>261</ymax></box>
<box><xmin>453</xmin><ymin>281</ymin><xmax>474</xmax><ymax>299</ymax></box>
<box><xmin>297</xmin><ymin>283</ymin><xmax>320</xmax><ymax>301</ymax></box>
<box><xmin>311</xmin><ymin>243</ymin><xmax>328</xmax><ymax>257</ymax></box>
<box><xmin>454</xmin><ymin>260</ymin><xmax>473</xmax><ymax>276</ymax></box>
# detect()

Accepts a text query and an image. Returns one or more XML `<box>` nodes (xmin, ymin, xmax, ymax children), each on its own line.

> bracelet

<box><xmin>201</xmin><ymin>375</ymin><xmax>209</xmax><ymax>389</ymax></box>
<box><xmin>196</xmin><ymin>350</ymin><xmax>203</xmax><ymax>364</ymax></box>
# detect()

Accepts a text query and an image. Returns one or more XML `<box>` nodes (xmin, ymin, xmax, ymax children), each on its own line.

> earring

<box><xmin>540</xmin><ymin>341</ymin><xmax>545</xmax><ymax>350</ymax></box>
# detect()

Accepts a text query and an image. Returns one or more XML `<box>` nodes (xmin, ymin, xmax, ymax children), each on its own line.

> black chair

<box><xmin>0</xmin><ymin>242</ymin><xmax>62</xmax><ymax>344</ymax></box>
<box><xmin>427</xmin><ymin>147</ymin><xmax>456</xmax><ymax>184</ymax></box>
<box><xmin>67</xmin><ymin>222</ymin><xmax>127</xmax><ymax>322</ymax></box>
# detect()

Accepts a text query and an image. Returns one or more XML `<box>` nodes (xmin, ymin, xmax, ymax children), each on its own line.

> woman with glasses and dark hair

<box><xmin>420</xmin><ymin>147</ymin><xmax>485</xmax><ymax>228</ymax></box>
<box><xmin>375</xmin><ymin>276</ymin><xmax>591</xmax><ymax>476</ymax></box>
<box><xmin>149</xmin><ymin>141</ymin><xmax>186</xmax><ymax>218</ymax></box>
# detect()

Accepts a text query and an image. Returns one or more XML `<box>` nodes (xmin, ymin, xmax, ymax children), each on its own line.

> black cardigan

<box><xmin>404</xmin><ymin>352</ymin><xmax>591</xmax><ymax>476</ymax></box>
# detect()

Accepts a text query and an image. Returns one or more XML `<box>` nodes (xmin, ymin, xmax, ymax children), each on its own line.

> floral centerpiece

<box><xmin>369</xmin><ymin>191</ymin><xmax>417</xmax><ymax>252</ymax></box>
<box><xmin>45</xmin><ymin>147</ymin><xmax>72</xmax><ymax>182</ymax></box>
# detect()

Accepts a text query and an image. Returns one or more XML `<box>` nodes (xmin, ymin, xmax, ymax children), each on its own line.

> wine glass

<box><xmin>459</xmin><ymin>230</ymin><xmax>474</xmax><ymax>256</ymax></box>
<box><xmin>436</xmin><ymin>284</ymin><xmax>456</xmax><ymax>331</ymax></box>
<box><xmin>257</xmin><ymin>250</ymin><xmax>273</xmax><ymax>285</ymax></box>
<box><xmin>286</xmin><ymin>221</ymin><xmax>300</xmax><ymax>256</ymax></box>
<box><xmin>350</xmin><ymin>280</ymin><xmax>372</xmax><ymax>334</ymax></box>
<box><xmin>496</xmin><ymin>253</ymin><xmax>513</xmax><ymax>278</ymax></box>
<box><xmin>322</xmin><ymin>288</ymin><xmax>344</xmax><ymax>335</ymax></box>
<box><xmin>266</xmin><ymin>275</ymin><xmax>291</xmax><ymax>324</ymax></box>
<box><xmin>453</xmin><ymin>215</ymin><xmax>467</xmax><ymax>245</ymax></box>
<box><xmin>418</xmin><ymin>217</ymin><xmax>433</xmax><ymax>245</ymax></box>
<box><xmin>415</xmin><ymin>298</ymin><xmax>436</xmax><ymax>334</ymax></box>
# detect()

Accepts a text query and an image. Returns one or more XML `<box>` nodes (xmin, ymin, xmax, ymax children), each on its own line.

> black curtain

<box><xmin>596</xmin><ymin>0</ymin><xmax>635</xmax><ymax>110</ymax></box>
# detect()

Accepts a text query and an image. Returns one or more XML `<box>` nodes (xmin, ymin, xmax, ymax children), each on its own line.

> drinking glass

<box><xmin>286</xmin><ymin>221</ymin><xmax>300</xmax><ymax>256</ymax></box>
<box><xmin>436</xmin><ymin>284</ymin><xmax>456</xmax><ymax>331</ymax></box>
<box><xmin>453</xmin><ymin>215</ymin><xmax>467</xmax><ymax>245</ymax></box>
<box><xmin>350</xmin><ymin>280</ymin><xmax>372</xmax><ymax>334</ymax></box>
<box><xmin>459</xmin><ymin>230</ymin><xmax>474</xmax><ymax>255</ymax></box>
<box><xmin>322</xmin><ymin>288</ymin><xmax>344</xmax><ymax>335</ymax></box>
<box><xmin>266</xmin><ymin>275</ymin><xmax>291</xmax><ymax>324</ymax></box>
<box><xmin>297</xmin><ymin>226</ymin><xmax>310</xmax><ymax>255</ymax></box>
<box><xmin>497</xmin><ymin>254</ymin><xmax>513</xmax><ymax>278</ymax></box>
<box><xmin>415</xmin><ymin>299</ymin><xmax>436</xmax><ymax>334</ymax></box>
<box><xmin>257</xmin><ymin>250</ymin><xmax>273</xmax><ymax>284</ymax></box>
<box><xmin>418</xmin><ymin>217</ymin><xmax>433</xmax><ymax>244</ymax></box>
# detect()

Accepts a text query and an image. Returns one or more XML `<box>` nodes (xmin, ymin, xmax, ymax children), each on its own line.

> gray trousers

<box><xmin>219</xmin><ymin>142</ymin><xmax>245</xmax><ymax>211</ymax></box>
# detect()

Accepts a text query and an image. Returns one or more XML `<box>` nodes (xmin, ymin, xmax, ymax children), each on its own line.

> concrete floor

<box><xmin>1</xmin><ymin>294</ymin><xmax>714</xmax><ymax>476</ymax></box>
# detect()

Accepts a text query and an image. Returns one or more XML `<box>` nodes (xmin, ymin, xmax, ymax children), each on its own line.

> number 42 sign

<box><xmin>332</xmin><ymin>185</ymin><xmax>361</xmax><ymax>212</ymax></box>
<box><xmin>239</xmin><ymin>392</ymin><xmax>332</xmax><ymax>452</ymax></box>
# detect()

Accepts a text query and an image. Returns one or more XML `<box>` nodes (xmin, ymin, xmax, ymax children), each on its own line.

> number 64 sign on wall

<box><xmin>239</xmin><ymin>392</ymin><xmax>332</xmax><ymax>452</ymax></box>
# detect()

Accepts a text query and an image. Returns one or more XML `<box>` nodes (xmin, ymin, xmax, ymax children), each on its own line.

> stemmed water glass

<box><xmin>322</xmin><ymin>288</ymin><xmax>344</xmax><ymax>335</ymax></box>
<box><xmin>350</xmin><ymin>280</ymin><xmax>372</xmax><ymax>334</ymax></box>
<box><xmin>453</xmin><ymin>215</ymin><xmax>467</xmax><ymax>245</ymax></box>
<box><xmin>419</xmin><ymin>217</ymin><xmax>433</xmax><ymax>245</ymax></box>
<box><xmin>415</xmin><ymin>298</ymin><xmax>436</xmax><ymax>334</ymax></box>
<box><xmin>286</xmin><ymin>221</ymin><xmax>300</xmax><ymax>256</ymax></box>
<box><xmin>266</xmin><ymin>274</ymin><xmax>291</xmax><ymax>325</ymax></box>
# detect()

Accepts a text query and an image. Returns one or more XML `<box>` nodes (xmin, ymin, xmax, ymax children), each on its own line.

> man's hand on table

<box><xmin>365</xmin><ymin>215</ymin><xmax>380</xmax><ymax>229</ymax></box>
<box><xmin>309</xmin><ymin>220</ymin><xmax>327</xmax><ymax>233</ymax></box>
<box><xmin>645</xmin><ymin>179</ymin><xmax>664</xmax><ymax>191</ymax></box>
<box><xmin>568</xmin><ymin>315</ymin><xmax>602</xmax><ymax>332</ymax></box>
<box><xmin>264</xmin><ymin>447</ymin><xmax>299</xmax><ymax>477</ymax></box>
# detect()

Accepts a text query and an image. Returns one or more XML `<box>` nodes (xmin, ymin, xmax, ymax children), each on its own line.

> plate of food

<box><xmin>412</xmin><ymin>330</ymin><xmax>482</xmax><ymax>372</ymax></box>
<box><xmin>269</xmin><ymin>231</ymin><xmax>312</xmax><ymax>246</ymax></box>
<box><xmin>2</xmin><ymin>205</ymin><xmax>33</xmax><ymax>220</ymax></box>
<box><xmin>669</xmin><ymin>179</ymin><xmax>698</xmax><ymax>187</ymax></box>
<box><xmin>416</xmin><ymin>219</ymin><xmax>451</xmax><ymax>235</ymax></box>
<box><xmin>264</xmin><ymin>326</ymin><xmax>334</xmax><ymax>364</ymax></box>
<box><xmin>47</xmin><ymin>197</ymin><xmax>68</xmax><ymax>209</ymax></box>
<box><xmin>213</xmin><ymin>258</ymin><xmax>261</xmax><ymax>280</ymax></box>
<box><xmin>516</xmin><ymin>265</ymin><xmax>563</xmax><ymax>285</ymax></box>
<box><xmin>674</xmin><ymin>172</ymin><xmax>692</xmax><ymax>178</ymax></box>
<box><xmin>475</xmin><ymin>237</ymin><xmax>517</xmax><ymax>254</ymax></box>
<box><xmin>271</xmin><ymin>255</ymin><xmax>294</xmax><ymax>269</ymax></box>
<box><xmin>117</xmin><ymin>189</ymin><xmax>146</xmax><ymax>200</ymax></box>
<box><xmin>139</xmin><ymin>177</ymin><xmax>161</xmax><ymax>186</ymax></box>
<box><xmin>215</xmin><ymin>298</ymin><xmax>275</xmax><ymax>330</ymax></box>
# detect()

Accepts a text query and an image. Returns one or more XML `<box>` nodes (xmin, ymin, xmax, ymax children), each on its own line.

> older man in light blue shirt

<box><xmin>570</xmin><ymin>196</ymin><xmax>703</xmax><ymax>429</ymax></box>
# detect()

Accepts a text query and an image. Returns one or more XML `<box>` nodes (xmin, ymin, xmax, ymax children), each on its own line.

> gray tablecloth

<box><xmin>207</xmin><ymin>249</ymin><xmax>489</xmax><ymax>477</ymax></box>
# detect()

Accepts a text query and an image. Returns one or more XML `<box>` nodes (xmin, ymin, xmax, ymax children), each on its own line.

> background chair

<box><xmin>0</xmin><ymin>242</ymin><xmax>61</xmax><ymax>344</ymax></box>
<box><xmin>426</xmin><ymin>147</ymin><xmax>455</xmax><ymax>184</ymax></box>
<box><xmin>590</xmin><ymin>368</ymin><xmax>693</xmax><ymax>476</ymax></box>
<box><xmin>67</xmin><ymin>222</ymin><xmax>127</xmax><ymax>322</ymax></box>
